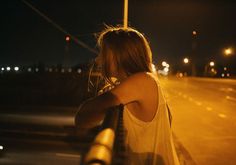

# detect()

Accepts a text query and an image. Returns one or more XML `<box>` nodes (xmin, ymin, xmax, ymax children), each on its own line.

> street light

<box><xmin>65</xmin><ymin>36</ymin><xmax>70</xmax><ymax>42</ymax></box>
<box><xmin>14</xmin><ymin>66</ymin><xmax>19</xmax><ymax>71</ymax></box>
<box><xmin>191</xmin><ymin>30</ymin><xmax>197</xmax><ymax>76</ymax></box>
<box><xmin>183</xmin><ymin>57</ymin><xmax>190</xmax><ymax>76</ymax></box>
<box><xmin>224</xmin><ymin>48</ymin><xmax>233</xmax><ymax>56</ymax></box>
<box><xmin>164</xmin><ymin>67</ymin><xmax>169</xmax><ymax>73</ymax></box>
<box><xmin>6</xmin><ymin>67</ymin><xmax>11</xmax><ymax>71</ymax></box>
<box><xmin>183</xmin><ymin>58</ymin><xmax>189</xmax><ymax>64</ymax></box>
<box><xmin>64</xmin><ymin>36</ymin><xmax>70</xmax><ymax>67</ymax></box>
<box><xmin>204</xmin><ymin>61</ymin><xmax>215</xmax><ymax>77</ymax></box>
<box><xmin>162</xmin><ymin>61</ymin><xmax>167</xmax><ymax>67</ymax></box>
<box><xmin>209</xmin><ymin>61</ymin><xmax>215</xmax><ymax>67</ymax></box>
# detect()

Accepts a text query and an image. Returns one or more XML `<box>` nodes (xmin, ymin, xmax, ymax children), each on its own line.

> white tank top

<box><xmin>123</xmin><ymin>75</ymin><xmax>180</xmax><ymax>165</ymax></box>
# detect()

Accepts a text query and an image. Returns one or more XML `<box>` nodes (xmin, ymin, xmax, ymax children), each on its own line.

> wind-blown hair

<box><xmin>97</xmin><ymin>26</ymin><xmax>153</xmax><ymax>84</ymax></box>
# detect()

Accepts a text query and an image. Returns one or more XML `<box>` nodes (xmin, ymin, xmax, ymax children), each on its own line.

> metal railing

<box><xmin>83</xmin><ymin>104</ymin><xmax>126</xmax><ymax>165</ymax></box>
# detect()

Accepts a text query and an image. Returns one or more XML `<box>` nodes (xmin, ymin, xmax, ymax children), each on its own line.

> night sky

<box><xmin>1</xmin><ymin>0</ymin><xmax>236</xmax><ymax>72</ymax></box>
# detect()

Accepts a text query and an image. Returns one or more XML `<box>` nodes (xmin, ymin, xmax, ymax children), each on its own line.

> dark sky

<box><xmin>1</xmin><ymin>0</ymin><xmax>236</xmax><ymax>70</ymax></box>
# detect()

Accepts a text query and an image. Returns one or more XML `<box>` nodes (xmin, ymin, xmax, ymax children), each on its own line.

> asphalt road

<box><xmin>159</xmin><ymin>76</ymin><xmax>236</xmax><ymax>165</ymax></box>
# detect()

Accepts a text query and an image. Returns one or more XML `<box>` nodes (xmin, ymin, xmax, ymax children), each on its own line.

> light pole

<box><xmin>191</xmin><ymin>30</ymin><xmax>197</xmax><ymax>76</ymax></box>
<box><xmin>222</xmin><ymin>47</ymin><xmax>233</xmax><ymax>77</ymax></box>
<box><xmin>123</xmin><ymin>0</ymin><xmax>128</xmax><ymax>29</ymax></box>
<box><xmin>64</xmin><ymin>35</ymin><xmax>70</xmax><ymax>67</ymax></box>
<box><xmin>183</xmin><ymin>57</ymin><xmax>190</xmax><ymax>76</ymax></box>
<box><xmin>204</xmin><ymin>61</ymin><xmax>215</xmax><ymax>77</ymax></box>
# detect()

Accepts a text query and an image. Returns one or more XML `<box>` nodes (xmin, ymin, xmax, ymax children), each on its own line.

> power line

<box><xmin>21</xmin><ymin>0</ymin><xmax>98</xmax><ymax>55</ymax></box>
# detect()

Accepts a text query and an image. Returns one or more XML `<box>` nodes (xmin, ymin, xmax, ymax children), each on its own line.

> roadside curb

<box><xmin>173</xmin><ymin>133</ymin><xmax>197</xmax><ymax>165</ymax></box>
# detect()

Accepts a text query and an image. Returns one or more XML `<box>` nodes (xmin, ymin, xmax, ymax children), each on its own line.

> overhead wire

<box><xmin>21</xmin><ymin>0</ymin><xmax>103</xmax><ymax>95</ymax></box>
<box><xmin>21</xmin><ymin>0</ymin><xmax>98</xmax><ymax>55</ymax></box>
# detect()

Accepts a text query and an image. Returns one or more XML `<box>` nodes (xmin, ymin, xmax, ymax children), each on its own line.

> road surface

<box><xmin>159</xmin><ymin>76</ymin><xmax>236</xmax><ymax>165</ymax></box>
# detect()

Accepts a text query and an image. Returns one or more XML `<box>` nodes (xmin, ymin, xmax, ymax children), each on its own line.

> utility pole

<box><xmin>64</xmin><ymin>36</ymin><xmax>70</xmax><ymax>67</ymax></box>
<box><xmin>191</xmin><ymin>30</ymin><xmax>197</xmax><ymax>76</ymax></box>
<box><xmin>123</xmin><ymin>0</ymin><xmax>128</xmax><ymax>28</ymax></box>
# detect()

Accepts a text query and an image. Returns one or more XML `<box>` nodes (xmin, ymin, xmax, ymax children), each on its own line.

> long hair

<box><xmin>97</xmin><ymin>26</ymin><xmax>153</xmax><ymax>84</ymax></box>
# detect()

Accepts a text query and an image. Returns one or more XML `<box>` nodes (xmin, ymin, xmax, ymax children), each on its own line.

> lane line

<box><xmin>226</xmin><ymin>96</ymin><xmax>236</xmax><ymax>102</ymax></box>
<box><xmin>220</xmin><ymin>87</ymin><xmax>236</xmax><ymax>93</ymax></box>
<box><xmin>195</xmin><ymin>101</ymin><xmax>202</xmax><ymax>106</ymax></box>
<box><xmin>188</xmin><ymin>97</ymin><xmax>193</xmax><ymax>101</ymax></box>
<box><xmin>218</xmin><ymin>113</ymin><xmax>227</xmax><ymax>118</ymax></box>
<box><xmin>206</xmin><ymin>107</ymin><xmax>213</xmax><ymax>111</ymax></box>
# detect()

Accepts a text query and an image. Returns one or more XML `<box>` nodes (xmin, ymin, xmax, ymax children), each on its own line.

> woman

<box><xmin>75</xmin><ymin>26</ymin><xmax>180</xmax><ymax>165</ymax></box>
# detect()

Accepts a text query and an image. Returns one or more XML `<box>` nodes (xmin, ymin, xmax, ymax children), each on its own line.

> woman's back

<box><xmin>123</xmin><ymin>73</ymin><xmax>180</xmax><ymax>165</ymax></box>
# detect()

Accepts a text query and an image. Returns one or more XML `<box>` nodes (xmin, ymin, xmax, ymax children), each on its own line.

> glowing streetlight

<box><xmin>162</xmin><ymin>61</ymin><xmax>167</xmax><ymax>67</ymax></box>
<box><xmin>77</xmin><ymin>68</ymin><xmax>82</xmax><ymax>74</ymax></box>
<box><xmin>183</xmin><ymin>58</ymin><xmax>189</xmax><ymax>64</ymax></box>
<box><xmin>6</xmin><ymin>67</ymin><xmax>11</xmax><ymax>71</ymax></box>
<box><xmin>14</xmin><ymin>66</ymin><xmax>19</xmax><ymax>71</ymax></box>
<box><xmin>204</xmin><ymin>61</ymin><xmax>215</xmax><ymax>76</ymax></box>
<box><xmin>164</xmin><ymin>67</ymin><xmax>169</xmax><ymax>73</ymax></box>
<box><xmin>224</xmin><ymin>48</ymin><xmax>233</xmax><ymax>56</ymax></box>
<box><xmin>209</xmin><ymin>61</ymin><xmax>215</xmax><ymax>67</ymax></box>
<box><xmin>192</xmin><ymin>30</ymin><xmax>197</xmax><ymax>36</ymax></box>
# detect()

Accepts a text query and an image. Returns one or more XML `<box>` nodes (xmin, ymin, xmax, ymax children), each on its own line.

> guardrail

<box><xmin>0</xmin><ymin>105</ymin><xmax>126</xmax><ymax>165</ymax></box>
<box><xmin>83</xmin><ymin>104</ymin><xmax>126</xmax><ymax>165</ymax></box>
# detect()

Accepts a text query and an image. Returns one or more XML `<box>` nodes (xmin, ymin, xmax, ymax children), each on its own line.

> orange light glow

<box><xmin>224</xmin><ymin>48</ymin><xmax>233</xmax><ymax>56</ymax></box>
<box><xmin>65</xmin><ymin>36</ymin><xmax>70</xmax><ymax>42</ymax></box>
<box><xmin>192</xmin><ymin>31</ymin><xmax>197</xmax><ymax>36</ymax></box>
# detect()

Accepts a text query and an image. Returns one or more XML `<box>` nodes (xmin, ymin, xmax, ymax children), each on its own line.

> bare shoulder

<box><xmin>125</xmin><ymin>72</ymin><xmax>157</xmax><ymax>86</ymax></box>
<box><xmin>116</xmin><ymin>72</ymin><xmax>158</xmax><ymax>89</ymax></box>
<box><xmin>110</xmin><ymin>72</ymin><xmax>157</xmax><ymax>104</ymax></box>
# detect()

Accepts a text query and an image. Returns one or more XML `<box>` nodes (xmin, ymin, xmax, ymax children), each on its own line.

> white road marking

<box><xmin>227</xmin><ymin>88</ymin><xmax>234</xmax><ymax>92</ymax></box>
<box><xmin>218</xmin><ymin>113</ymin><xmax>227</xmax><ymax>118</ymax></box>
<box><xmin>195</xmin><ymin>101</ymin><xmax>202</xmax><ymax>106</ymax></box>
<box><xmin>226</xmin><ymin>96</ymin><xmax>236</xmax><ymax>102</ymax></box>
<box><xmin>206</xmin><ymin>107</ymin><xmax>212</xmax><ymax>111</ymax></box>
<box><xmin>220</xmin><ymin>87</ymin><xmax>236</xmax><ymax>93</ymax></box>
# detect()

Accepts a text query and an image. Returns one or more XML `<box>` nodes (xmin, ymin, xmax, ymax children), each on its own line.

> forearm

<box><xmin>74</xmin><ymin>92</ymin><xmax>120</xmax><ymax>128</ymax></box>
